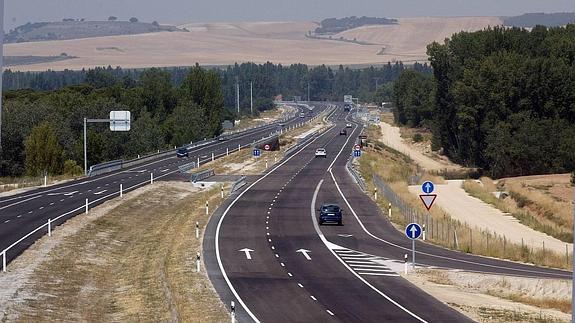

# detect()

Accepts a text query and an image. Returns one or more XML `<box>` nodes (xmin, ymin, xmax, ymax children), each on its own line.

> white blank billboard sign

<box><xmin>109</xmin><ymin>111</ymin><xmax>131</xmax><ymax>131</ymax></box>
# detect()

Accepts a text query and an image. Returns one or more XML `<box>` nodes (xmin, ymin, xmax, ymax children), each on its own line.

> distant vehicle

<box><xmin>300</xmin><ymin>113</ymin><xmax>306</xmax><ymax>118</ymax></box>
<box><xmin>318</xmin><ymin>203</ymin><xmax>343</xmax><ymax>225</ymax></box>
<box><xmin>176</xmin><ymin>147</ymin><xmax>189</xmax><ymax>158</ymax></box>
<box><xmin>315</xmin><ymin>148</ymin><xmax>327</xmax><ymax>158</ymax></box>
<box><xmin>339</xmin><ymin>129</ymin><xmax>347</xmax><ymax>136</ymax></box>
<box><xmin>278</xmin><ymin>123</ymin><xmax>285</xmax><ymax>127</ymax></box>
<box><xmin>218</xmin><ymin>134</ymin><xmax>229</xmax><ymax>141</ymax></box>
<box><xmin>346</xmin><ymin>123</ymin><xmax>352</xmax><ymax>128</ymax></box>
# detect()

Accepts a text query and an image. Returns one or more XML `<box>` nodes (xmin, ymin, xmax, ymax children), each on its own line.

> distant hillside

<box><xmin>6</xmin><ymin>20</ymin><xmax>183</xmax><ymax>43</ymax></box>
<box><xmin>504</xmin><ymin>12</ymin><xmax>575</xmax><ymax>28</ymax></box>
<box><xmin>314</xmin><ymin>16</ymin><xmax>397</xmax><ymax>34</ymax></box>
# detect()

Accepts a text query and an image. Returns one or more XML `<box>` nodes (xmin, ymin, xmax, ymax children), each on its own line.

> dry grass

<box><xmin>5</xmin><ymin>183</ymin><xmax>229</xmax><ymax>322</ymax></box>
<box><xmin>358</xmin><ymin>143</ymin><xmax>571</xmax><ymax>269</ymax></box>
<box><xmin>0</xmin><ymin>174</ymin><xmax>82</xmax><ymax>193</ymax></box>
<box><xmin>463</xmin><ymin>179</ymin><xmax>572</xmax><ymax>243</ymax></box>
<box><xmin>487</xmin><ymin>291</ymin><xmax>571</xmax><ymax>314</ymax></box>
<box><xmin>5</xmin><ymin>17</ymin><xmax>502</xmax><ymax>71</ymax></box>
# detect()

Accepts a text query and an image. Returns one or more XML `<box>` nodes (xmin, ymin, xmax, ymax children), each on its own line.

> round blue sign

<box><xmin>421</xmin><ymin>181</ymin><xmax>435</xmax><ymax>194</ymax></box>
<box><xmin>405</xmin><ymin>223</ymin><xmax>422</xmax><ymax>240</ymax></box>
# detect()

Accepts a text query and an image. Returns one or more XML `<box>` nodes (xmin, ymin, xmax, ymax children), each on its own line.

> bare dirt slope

<box><xmin>5</xmin><ymin>17</ymin><xmax>502</xmax><ymax>71</ymax></box>
<box><xmin>408</xmin><ymin>180</ymin><xmax>571</xmax><ymax>254</ymax></box>
<box><xmin>380</xmin><ymin>121</ymin><xmax>458</xmax><ymax>171</ymax></box>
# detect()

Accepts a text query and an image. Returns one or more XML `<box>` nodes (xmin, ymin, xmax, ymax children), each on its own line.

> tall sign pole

<box><xmin>250</xmin><ymin>82</ymin><xmax>253</xmax><ymax>116</ymax></box>
<box><xmin>236</xmin><ymin>80</ymin><xmax>240</xmax><ymax>115</ymax></box>
<box><xmin>0</xmin><ymin>0</ymin><xmax>4</xmax><ymax>151</ymax></box>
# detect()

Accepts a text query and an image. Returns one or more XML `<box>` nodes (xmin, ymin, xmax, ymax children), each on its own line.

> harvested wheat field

<box><xmin>5</xmin><ymin>17</ymin><xmax>502</xmax><ymax>71</ymax></box>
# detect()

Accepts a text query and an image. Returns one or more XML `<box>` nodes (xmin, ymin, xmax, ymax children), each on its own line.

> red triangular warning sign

<box><xmin>419</xmin><ymin>194</ymin><xmax>437</xmax><ymax>211</ymax></box>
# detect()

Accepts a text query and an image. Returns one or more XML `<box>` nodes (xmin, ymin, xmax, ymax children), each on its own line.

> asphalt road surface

<box><xmin>205</xmin><ymin>104</ymin><xmax>571</xmax><ymax>323</ymax></box>
<box><xmin>0</xmin><ymin>103</ymin><xmax>323</xmax><ymax>267</ymax></box>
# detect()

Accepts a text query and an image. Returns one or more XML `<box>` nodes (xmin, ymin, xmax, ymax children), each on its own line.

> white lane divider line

<box><xmin>298</xmin><ymin>283</ymin><xmax>304</xmax><ymax>288</ymax></box>
<box><xmin>28</xmin><ymin>211</ymin><xmax>33</xmax><ymax>214</ymax></box>
<box><xmin>50</xmin><ymin>203</ymin><xmax>55</xmax><ymax>206</ymax></box>
<box><xmin>17</xmin><ymin>215</ymin><xmax>22</xmax><ymax>218</ymax></box>
<box><xmin>326</xmin><ymin>310</ymin><xmax>335</xmax><ymax>316</ymax></box>
<box><xmin>4</xmin><ymin>220</ymin><xmax>10</xmax><ymax>223</ymax></box>
<box><xmin>60</xmin><ymin>199</ymin><xmax>65</xmax><ymax>202</ymax></box>
<box><xmin>39</xmin><ymin>207</ymin><xmax>44</xmax><ymax>210</ymax></box>
<box><xmin>288</xmin><ymin>272</ymin><xmax>293</xmax><ymax>277</ymax></box>
<box><xmin>93</xmin><ymin>190</ymin><xmax>108</xmax><ymax>195</ymax></box>
<box><xmin>310</xmin><ymin>296</ymin><xmax>317</xmax><ymax>301</ymax></box>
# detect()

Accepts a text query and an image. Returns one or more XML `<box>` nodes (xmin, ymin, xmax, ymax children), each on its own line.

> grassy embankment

<box><xmin>357</xmin><ymin>124</ymin><xmax>571</xmax><ymax>270</ymax></box>
<box><xmin>463</xmin><ymin>178</ymin><xmax>572</xmax><ymax>244</ymax></box>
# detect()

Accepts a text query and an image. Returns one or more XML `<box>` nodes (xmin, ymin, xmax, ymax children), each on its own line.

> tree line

<box><xmin>1</xmin><ymin>61</ymin><xmax>430</xmax><ymax>177</ymax></box>
<box><xmin>0</xmin><ymin>65</ymin><xmax>223</xmax><ymax>177</ymax></box>
<box><xmin>393</xmin><ymin>25</ymin><xmax>575</xmax><ymax>178</ymax></box>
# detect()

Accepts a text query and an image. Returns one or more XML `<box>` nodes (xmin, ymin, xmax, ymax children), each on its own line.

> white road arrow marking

<box><xmin>239</xmin><ymin>248</ymin><xmax>254</xmax><ymax>260</ymax></box>
<box><xmin>94</xmin><ymin>190</ymin><xmax>108</xmax><ymax>195</ymax></box>
<box><xmin>296</xmin><ymin>249</ymin><xmax>312</xmax><ymax>260</ymax></box>
<box><xmin>337</xmin><ymin>234</ymin><xmax>353</xmax><ymax>238</ymax></box>
<box><xmin>47</xmin><ymin>191</ymin><xmax>78</xmax><ymax>196</ymax></box>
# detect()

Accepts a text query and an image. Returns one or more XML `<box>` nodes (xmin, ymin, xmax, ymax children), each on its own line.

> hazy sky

<box><xmin>5</xmin><ymin>0</ymin><xmax>575</xmax><ymax>29</ymax></box>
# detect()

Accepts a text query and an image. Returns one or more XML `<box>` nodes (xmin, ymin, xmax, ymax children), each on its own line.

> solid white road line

<box><xmin>0</xmin><ymin>195</ymin><xmax>42</xmax><ymax>211</ymax></box>
<box><xmin>311</xmin><ymin>180</ymin><xmax>427</xmax><ymax>323</ymax></box>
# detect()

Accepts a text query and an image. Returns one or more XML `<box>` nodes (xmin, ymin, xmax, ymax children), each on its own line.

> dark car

<box><xmin>339</xmin><ymin>129</ymin><xmax>347</xmax><ymax>136</ymax></box>
<box><xmin>176</xmin><ymin>147</ymin><xmax>189</xmax><ymax>158</ymax></box>
<box><xmin>318</xmin><ymin>203</ymin><xmax>343</xmax><ymax>225</ymax></box>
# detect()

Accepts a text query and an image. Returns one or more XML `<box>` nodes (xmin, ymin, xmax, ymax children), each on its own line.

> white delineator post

<box><xmin>48</xmin><ymin>218</ymin><xmax>52</xmax><ymax>237</ymax></box>
<box><xmin>388</xmin><ymin>203</ymin><xmax>392</xmax><ymax>218</ymax></box>
<box><xmin>404</xmin><ymin>253</ymin><xmax>408</xmax><ymax>274</ymax></box>
<box><xmin>422</xmin><ymin>224</ymin><xmax>426</xmax><ymax>241</ymax></box>
<box><xmin>120</xmin><ymin>184</ymin><xmax>123</xmax><ymax>197</ymax></box>
<box><xmin>374</xmin><ymin>187</ymin><xmax>378</xmax><ymax>200</ymax></box>
<box><xmin>197</xmin><ymin>157</ymin><xmax>200</xmax><ymax>168</ymax></box>
<box><xmin>238</xmin><ymin>144</ymin><xmax>241</xmax><ymax>152</ymax></box>
<box><xmin>2</xmin><ymin>251</ymin><xmax>6</xmax><ymax>272</ymax></box>
<box><xmin>196</xmin><ymin>222</ymin><xmax>199</xmax><ymax>239</ymax></box>
<box><xmin>150</xmin><ymin>173</ymin><xmax>154</xmax><ymax>184</ymax></box>
<box><xmin>221</xmin><ymin>184</ymin><xmax>224</xmax><ymax>198</ymax></box>
<box><xmin>231</xmin><ymin>301</ymin><xmax>236</xmax><ymax>323</ymax></box>
<box><xmin>196</xmin><ymin>252</ymin><xmax>201</xmax><ymax>272</ymax></box>
<box><xmin>205</xmin><ymin>201</ymin><xmax>209</xmax><ymax>215</ymax></box>
<box><xmin>212</xmin><ymin>152</ymin><xmax>214</xmax><ymax>162</ymax></box>
<box><xmin>85</xmin><ymin>198</ymin><xmax>89</xmax><ymax>214</ymax></box>
<box><xmin>265</xmin><ymin>159</ymin><xmax>268</xmax><ymax>169</ymax></box>
<box><xmin>226</xmin><ymin>148</ymin><xmax>229</xmax><ymax>156</ymax></box>
<box><xmin>44</xmin><ymin>174</ymin><xmax>47</xmax><ymax>187</ymax></box>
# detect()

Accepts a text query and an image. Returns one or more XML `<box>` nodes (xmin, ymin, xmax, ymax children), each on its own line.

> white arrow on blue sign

<box><xmin>253</xmin><ymin>149</ymin><xmax>261</xmax><ymax>157</ymax></box>
<box><xmin>405</xmin><ymin>223</ymin><xmax>422</xmax><ymax>240</ymax></box>
<box><xmin>421</xmin><ymin>181</ymin><xmax>435</xmax><ymax>194</ymax></box>
<box><xmin>353</xmin><ymin>150</ymin><xmax>361</xmax><ymax>157</ymax></box>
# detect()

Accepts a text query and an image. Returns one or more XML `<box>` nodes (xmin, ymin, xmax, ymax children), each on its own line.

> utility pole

<box><xmin>0</xmin><ymin>0</ymin><xmax>4</xmax><ymax>151</ymax></box>
<box><xmin>236</xmin><ymin>79</ymin><xmax>240</xmax><ymax>115</ymax></box>
<box><xmin>250</xmin><ymin>82</ymin><xmax>253</xmax><ymax>116</ymax></box>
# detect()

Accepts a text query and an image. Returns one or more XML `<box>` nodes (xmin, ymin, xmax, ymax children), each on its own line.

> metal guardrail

<box><xmin>346</xmin><ymin>157</ymin><xmax>367</xmax><ymax>192</ymax></box>
<box><xmin>190</xmin><ymin>169</ymin><xmax>215</xmax><ymax>183</ymax></box>
<box><xmin>178</xmin><ymin>162</ymin><xmax>197</xmax><ymax>174</ymax></box>
<box><xmin>230</xmin><ymin>176</ymin><xmax>247</xmax><ymax>193</ymax></box>
<box><xmin>88</xmin><ymin>159</ymin><xmax>123</xmax><ymax>177</ymax></box>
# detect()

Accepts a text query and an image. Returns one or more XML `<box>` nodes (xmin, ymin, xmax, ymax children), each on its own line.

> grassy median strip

<box><xmin>3</xmin><ymin>182</ymin><xmax>229</xmax><ymax>322</ymax></box>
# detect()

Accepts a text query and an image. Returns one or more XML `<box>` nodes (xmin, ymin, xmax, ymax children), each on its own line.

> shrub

<box><xmin>129</xmin><ymin>17</ymin><xmax>139</xmax><ymax>23</ymax></box>
<box><xmin>63</xmin><ymin>160</ymin><xmax>83</xmax><ymax>176</ymax></box>
<box><xmin>412</xmin><ymin>133</ymin><xmax>423</xmax><ymax>143</ymax></box>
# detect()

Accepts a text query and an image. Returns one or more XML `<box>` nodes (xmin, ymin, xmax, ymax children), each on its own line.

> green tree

<box><xmin>24</xmin><ymin>123</ymin><xmax>63</xmax><ymax>176</ymax></box>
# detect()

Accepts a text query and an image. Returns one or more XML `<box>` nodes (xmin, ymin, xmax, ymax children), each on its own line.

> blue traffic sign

<box><xmin>253</xmin><ymin>148</ymin><xmax>261</xmax><ymax>157</ymax></box>
<box><xmin>421</xmin><ymin>181</ymin><xmax>435</xmax><ymax>194</ymax></box>
<box><xmin>353</xmin><ymin>150</ymin><xmax>361</xmax><ymax>157</ymax></box>
<box><xmin>405</xmin><ymin>223</ymin><xmax>422</xmax><ymax>240</ymax></box>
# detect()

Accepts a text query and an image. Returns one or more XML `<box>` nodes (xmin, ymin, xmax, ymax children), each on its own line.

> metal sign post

<box><xmin>405</xmin><ymin>223</ymin><xmax>422</xmax><ymax>270</ymax></box>
<box><xmin>83</xmin><ymin>111</ymin><xmax>131</xmax><ymax>175</ymax></box>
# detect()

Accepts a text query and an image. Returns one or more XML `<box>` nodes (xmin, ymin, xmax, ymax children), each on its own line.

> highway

<box><xmin>0</xmin><ymin>103</ymin><xmax>321</xmax><ymax>267</ymax></box>
<box><xmin>204</xmin><ymin>103</ymin><xmax>571</xmax><ymax>322</ymax></box>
